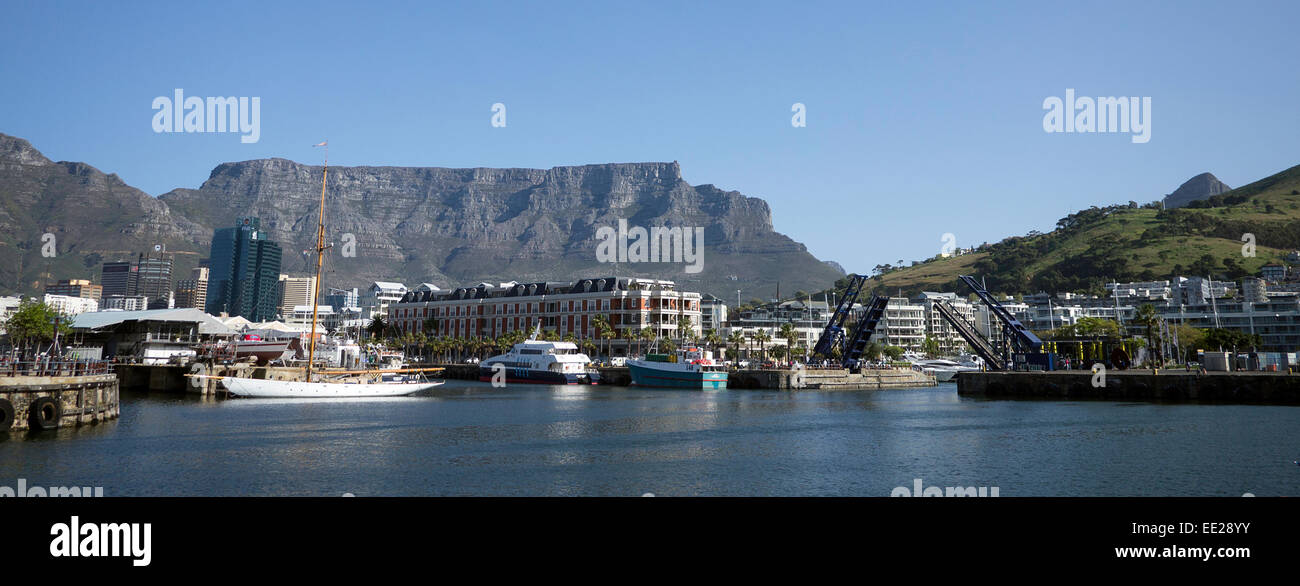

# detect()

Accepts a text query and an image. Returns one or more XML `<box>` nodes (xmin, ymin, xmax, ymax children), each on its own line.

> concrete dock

<box><xmin>115</xmin><ymin>362</ymin><xmax>323</xmax><ymax>396</ymax></box>
<box><xmin>0</xmin><ymin>373</ymin><xmax>119</xmax><ymax>432</ymax></box>
<box><xmin>957</xmin><ymin>370</ymin><xmax>1300</xmax><ymax>404</ymax></box>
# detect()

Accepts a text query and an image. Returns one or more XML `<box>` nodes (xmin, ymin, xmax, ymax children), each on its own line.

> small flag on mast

<box><xmin>313</xmin><ymin>141</ymin><xmax>327</xmax><ymax>147</ymax></box>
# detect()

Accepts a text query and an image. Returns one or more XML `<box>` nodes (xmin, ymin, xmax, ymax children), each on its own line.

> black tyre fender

<box><xmin>28</xmin><ymin>396</ymin><xmax>60</xmax><ymax>431</ymax></box>
<box><xmin>0</xmin><ymin>398</ymin><xmax>13</xmax><ymax>431</ymax></box>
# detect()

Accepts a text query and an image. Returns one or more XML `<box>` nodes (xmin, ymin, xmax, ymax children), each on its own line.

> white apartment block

<box><xmin>872</xmin><ymin>297</ymin><xmax>925</xmax><ymax>351</ymax></box>
<box><xmin>43</xmin><ymin>294</ymin><xmax>99</xmax><ymax>315</ymax></box>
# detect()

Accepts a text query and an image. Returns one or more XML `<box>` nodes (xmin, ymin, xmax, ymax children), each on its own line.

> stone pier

<box><xmin>957</xmin><ymin>370</ymin><xmax>1300</xmax><ymax>404</ymax></box>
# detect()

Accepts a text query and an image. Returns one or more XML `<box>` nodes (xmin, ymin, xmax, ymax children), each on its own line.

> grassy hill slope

<box><xmin>864</xmin><ymin>164</ymin><xmax>1300</xmax><ymax>297</ymax></box>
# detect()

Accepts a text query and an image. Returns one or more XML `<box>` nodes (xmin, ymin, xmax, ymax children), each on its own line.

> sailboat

<box><xmin>217</xmin><ymin>141</ymin><xmax>444</xmax><ymax>398</ymax></box>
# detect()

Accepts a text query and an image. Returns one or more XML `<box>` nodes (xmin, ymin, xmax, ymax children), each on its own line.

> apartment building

<box><xmin>388</xmin><ymin>277</ymin><xmax>702</xmax><ymax>356</ymax></box>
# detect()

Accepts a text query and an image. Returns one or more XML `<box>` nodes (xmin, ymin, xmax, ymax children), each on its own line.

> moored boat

<box><xmin>233</xmin><ymin>334</ymin><xmax>293</xmax><ymax>364</ymax></box>
<box><xmin>627</xmin><ymin>347</ymin><xmax>727</xmax><ymax>389</ymax></box>
<box><xmin>478</xmin><ymin>338</ymin><xmax>600</xmax><ymax>385</ymax></box>
<box><xmin>220</xmin><ymin>376</ymin><xmax>441</xmax><ymax>398</ymax></box>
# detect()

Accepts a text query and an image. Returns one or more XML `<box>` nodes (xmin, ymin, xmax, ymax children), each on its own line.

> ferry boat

<box><xmin>627</xmin><ymin>347</ymin><xmax>728</xmax><ymax>390</ymax></box>
<box><xmin>478</xmin><ymin>339</ymin><xmax>600</xmax><ymax>385</ymax></box>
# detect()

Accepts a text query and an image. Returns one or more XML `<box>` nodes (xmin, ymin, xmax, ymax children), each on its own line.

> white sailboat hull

<box><xmin>220</xmin><ymin>376</ymin><xmax>443</xmax><ymax>398</ymax></box>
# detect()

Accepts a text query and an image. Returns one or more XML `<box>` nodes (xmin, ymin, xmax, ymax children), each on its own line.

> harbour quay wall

<box><xmin>0</xmin><ymin>374</ymin><xmax>119</xmax><ymax>432</ymax></box>
<box><xmin>728</xmin><ymin>367</ymin><xmax>935</xmax><ymax>390</ymax></box>
<box><xmin>957</xmin><ymin>370</ymin><xmax>1300</xmax><ymax>404</ymax></box>
<box><xmin>116</xmin><ymin>363</ymin><xmax>313</xmax><ymax>396</ymax></box>
<box><xmin>432</xmin><ymin>364</ymin><xmax>935</xmax><ymax>389</ymax></box>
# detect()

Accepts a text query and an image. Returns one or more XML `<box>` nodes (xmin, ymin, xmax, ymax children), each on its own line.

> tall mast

<box><xmin>306</xmin><ymin>141</ymin><xmax>329</xmax><ymax>380</ymax></box>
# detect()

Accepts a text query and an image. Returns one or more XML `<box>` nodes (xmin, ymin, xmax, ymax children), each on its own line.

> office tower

<box><xmin>175</xmin><ymin>267</ymin><xmax>210</xmax><ymax>309</ymax></box>
<box><xmin>100</xmin><ymin>261</ymin><xmax>137</xmax><ymax>298</ymax></box>
<box><xmin>137</xmin><ymin>251</ymin><xmax>174</xmax><ymax>309</ymax></box>
<box><xmin>205</xmin><ymin>217</ymin><xmax>283</xmax><ymax>321</ymax></box>
<box><xmin>278</xmin><ymin>275</ymin><xmax>318</xmax><ymax>318</ymax></box>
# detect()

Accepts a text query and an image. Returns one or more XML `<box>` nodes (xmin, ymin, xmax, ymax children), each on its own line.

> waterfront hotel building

<box><xmin>388</xmin><ymin>277</ymin><xmax>703</xmax><ymax>355</ymax></box>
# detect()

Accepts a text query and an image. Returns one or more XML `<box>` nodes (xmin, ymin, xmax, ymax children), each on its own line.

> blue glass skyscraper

<box><xmin>205</xmin><ymin>217</ymin><xmax>283</xmax><ymax>321</ymax></box>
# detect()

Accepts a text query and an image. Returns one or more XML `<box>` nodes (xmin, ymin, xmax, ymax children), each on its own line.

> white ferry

<box><xmin>478</xmin><ymin>339</ymin><xmax>600</xmax><ymax>385</ymax></box>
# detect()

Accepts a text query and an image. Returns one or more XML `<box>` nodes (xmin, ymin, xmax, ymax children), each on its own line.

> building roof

<box><xmin>71</xmin><ymin>308</ymin><xmax>236</xmax><ymax>335</ymax></box>
<box><xmin>372</xmin><ymin>281</ymin><xmax>407</xmax><ymax>292</ymax></box>
<box><xmin>221</xmin><ymin>315</ymin><xmax>253</xmax><ymax>328</ymax></box>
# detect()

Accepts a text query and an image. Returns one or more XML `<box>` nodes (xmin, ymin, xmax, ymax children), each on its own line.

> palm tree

<box><xmin>726</xmin><ymin>330</ymin><xmax>745</xmax><ymax>362</ymax></box>
<box><xmin>366</xmin><ymin>315</ymin><xmax>389</xmax><ymax>339</ymax></box>
<box><xmin>755</xmin><ymin>329</ymin><xmax>772</xmax><ymax>363</ymax></box>
<box><xmin>591</xmin><ymin>315</ymin><xmax>609</xmax><ymax>360</ymax></box>
<box><xmin>703</xmin><ymin>328</ymin><xmax>720</xmax><ymax>351</ymax></box>
<box><xmin>1134</xmin><ymin>303</ymin><xmax>1160</xmax><ymax>366</ymax></box>
<box><xmin>638</xmin><ymin>326</ymin><xmax>653</xmax><ymax>356</ymax></box>
<box><xmin>677</xmin><ymin>315</ymin><xmax>694</xmax><ymax>345</ymax></box>
<box><xmin>778</xmin><ymin>323</ymin><xmax>798</xmax><ymax>366</ymax></box>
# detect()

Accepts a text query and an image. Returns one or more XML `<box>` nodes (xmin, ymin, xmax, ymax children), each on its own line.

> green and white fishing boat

<box><xmin>627</xmin><ymin>346</ymin><xmax>728</xmax><ymax>390</ymax></box>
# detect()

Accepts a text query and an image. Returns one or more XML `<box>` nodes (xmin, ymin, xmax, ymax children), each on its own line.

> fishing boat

<box><xmin>216</xmin><ymin>141</ymin><xmax>443</xmax><ymax>398</ymax></box>
<box><xmin>627</xmin><ymin>346</ymin><xmax>727</xmax><ymax>390</ymax></box>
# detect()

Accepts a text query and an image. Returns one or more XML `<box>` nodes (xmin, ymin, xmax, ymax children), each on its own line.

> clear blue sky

<box><xmin>2</xmin><ymin>0</ymin><xmax>1297</xmax><ymax>276</ymax></box>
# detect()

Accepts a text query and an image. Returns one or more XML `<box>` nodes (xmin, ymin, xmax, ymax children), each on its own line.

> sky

<box><xmin>2</xmin><ymin>0</ymin><xmax>1298</xmax><ymax>276</ymax></box>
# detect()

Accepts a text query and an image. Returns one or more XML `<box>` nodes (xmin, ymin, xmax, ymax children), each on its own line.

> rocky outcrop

<box><xmin>1163</xmin><ymin>172</ymin><xmax>1231</xmax><ymax>209</ymax></box>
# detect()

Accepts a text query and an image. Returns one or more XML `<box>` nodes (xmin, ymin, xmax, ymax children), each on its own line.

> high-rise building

<box><xmin>45</xmin><ymin>279</ymin><xmax>102</xmax><ymax>300</ymax></box>
<box><xmin>136</xmin><ymin>251</ymin><xmax>174</xmax><ymax>309</ymax></box>
<box><xmin>100</xmin><ymin>261</ymin><xmax>137</xmax><ymax>298</ymax></box>
<box><xmin>278</xmin><ymin>275</ymin><xmax>318</xmax><ymax>318</ymax></box>
<box><xmin>175</xmin><ymin>267</ymin><xmax>209</xmax><ymax>309</ymax></box>
<box><xmin>205</xmin><ymin>218</ymin><xmax>283</xmax><ymax>321</ymax></box>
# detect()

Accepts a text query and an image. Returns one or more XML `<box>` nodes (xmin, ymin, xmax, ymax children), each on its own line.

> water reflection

<box><xmin>0</xmin><ymin>382</ymin><xmax>1296</xmax><ymax>496</ymax></box>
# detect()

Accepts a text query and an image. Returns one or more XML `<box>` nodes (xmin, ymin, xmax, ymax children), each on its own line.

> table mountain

<box><xmin>0</xmin><ymin>132</ymin><xmax>841</xmax><ymax>301</ymax></box>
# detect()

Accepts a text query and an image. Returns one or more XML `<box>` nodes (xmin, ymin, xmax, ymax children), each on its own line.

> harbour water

<box><xmin>1</xmin><ymin>382</ymin><xmax>1296</xmax><ymax>496</ymax></box>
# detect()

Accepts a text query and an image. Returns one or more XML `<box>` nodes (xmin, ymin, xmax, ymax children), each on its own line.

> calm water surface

<box><xmin>2</xmin><ymin>382</ymin><xmax>1297</xmax><ymax>496</ymax></box>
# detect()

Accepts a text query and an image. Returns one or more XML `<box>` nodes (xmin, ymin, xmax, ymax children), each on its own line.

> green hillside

<box><xmin>863</xmin><ymin>164</ymin><xmax>1300</xmax><ymax>298</ymax></box>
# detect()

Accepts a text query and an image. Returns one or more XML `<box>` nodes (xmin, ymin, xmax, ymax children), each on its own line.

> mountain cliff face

<box><xmin>1163</xmin><ymin>172</ymin><xmax>1232</xmax><ymax>209</ymax></box>
<box><xmin>0</xmin><ymin>134</ymin><xmax>206</xmax><ymax>293</ymax></box>
<box><xmin>0</xmin><ymin>133</ymin><xmax>840</xmax><ymax>300</ymax></box>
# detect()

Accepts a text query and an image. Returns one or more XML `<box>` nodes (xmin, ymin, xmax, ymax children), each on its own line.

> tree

<box><xmin>3</xmin><ymin>300</ymin><xmax>72</xmax><ymax>356</ymax></box>
<box><xmin>883</xmin><ymin>346</ymin><xmax>905</xmax><ymax>361</ymax></box>
<box><xmin>677</xmin><ymin>315</ymin><xmax>694</xmax><ymax>344</ymax></box>
<box><xmin>755</xmin><ymin>329</ymin><xmax>772</xmax><ymax>362</ymax></box>
<box><xmin>778</xmin><ymin>323</ymin><xmax>798</xmax><ymax>365</ymax></box>
<box><xmin>591</xmin><ymin>315</ymin><xmax>611</xmax><ymax>359</ymax></box>
<box><xmin>863</xmin><ymin>341</ymin><xmax>883</xmax><ymax>361</ymax></box>
<box><xmin>770</xmin><ymin>345</ymin><xmax>787</xmax><ymax>363</ymax></box>
<box><xmin>1132</xmin><ymin>304</ymin><xmax>1161</xmax><ymax>365</ymax></box>
<box><xmin>921</xmin><ymin>336</ymin><xmax>940</xmax><ymax>357</ymax></box>
<box><xmin>366</xmin><ymin>315</ymin><xmax>390</xmax><ymax>339</ymax></box>
<box><xmin>1202</xmin><ymin>328</ymin><xmax>1260</xmax><ymax>351</ymax></box>
<box><xmin>726</xmin><ymin>330</ymin><xmax>745</xmax><ymax>360</ymax></box>
<box><xmin>703</xmin><ymin>328</ymin><xmax>720</xmax><ymax>351</ymax></box>
<box><xmin>1172</xmin><ymin>324</ymin><xmax>1204</xmax><ymax>363</ymax></box>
